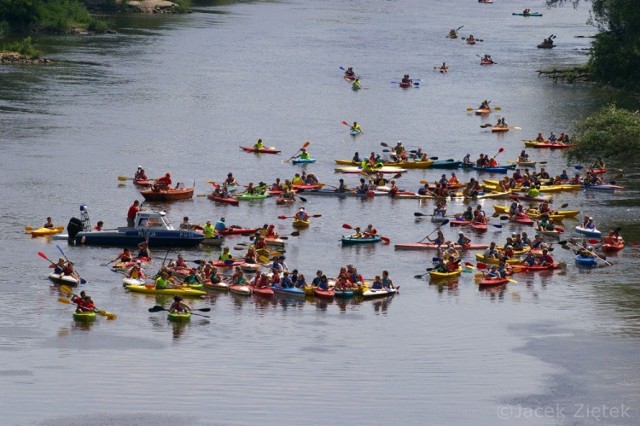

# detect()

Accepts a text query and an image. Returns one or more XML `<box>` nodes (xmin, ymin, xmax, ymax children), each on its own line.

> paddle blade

<box><xmin>507</xmin><ymin>279</ymin><xmax>518</xmax><ymax>283</ymax></box>
<box><xmin>380</xmin><ymin>236</ymin><xmax>391</xmax><ymax>244</ymax></box>
<box><xmin>492</xmin><ymin>224</ymin><xmax>503</xmax><ymax>228</ymax></box>
<box><xmin>277</xmin><ymin>215</ymin><xmax>289</xmax><ymax>220</ymax></box>
<box><xmin>414</xmin><ymin>212</ymin><xmax>427</xmax><ymax>217</ymax></box>
<box><xmin>59</xmin><ymin>285</ymin><xmax>73</xmax><ymax>296</ymax></box>
<box><xmin>341</xmin><ymin>121</ymin><xmax>349</xmax><ymax>126</ymax></box>
<box><xmin>342</xmin><ymin>224</ymin><xmax>353</xmax><ymax>230</ymax></box>
<box><xmin>148</xmin><ymin>305</ymin><xmax>166</xmax><ymax>312</ymax></box>
<box><xmin>476</xmin><ymin>262</ymin><xmax>488</xmax><ymax>270</ymax></box>
<box><xmin>117</xmin><ymin>176</ymin><xmax>129</xmax><ymax>181</ymax></box>
<box><xmin>302</xmin><ymin>141</ymin><xmax>310</xmax><ymax>149</ymax></box>
<box><xmin>58</xmin><ymin>297</ymin><xmax>71</xmax><ymax>304</ymax></box>
<box><xmin>290</xmin><ymin>231</ymin><xmax>300</xmax><ymax>237</ymax></box>
<box><xmin>38</xmin><ymin>251</ymin><xmax>51</xmax><ymax>262</ymax></box>
<box><xmin>380</xmin><ymin>142</ymin><xmax>389</xmax><ymax>147</ymax></box>
<box><xmin>498</xmin><ymin>147</ymin><xmax>504</xmax><ymax>153</ymax></box>
<box><xmin>98</xmin><ymin>309</ymin><xmax>117</xmax><ymax>320</ymax></box>
<box><xmin>196</xmin><ymin>307</ymin><xmax>211</xmax><ymax>312</ymax></box>
<box><xmin>311</xmin><ymin>214</ymin><xmax>322</xmax><ymax>218</ymax></box>
<box><xmin>441</xmin><ymin>219</ymin><xmax>450</xmax><ymax>226</ymax></box>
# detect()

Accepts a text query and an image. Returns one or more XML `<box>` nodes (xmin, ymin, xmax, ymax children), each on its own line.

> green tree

<box><xmin>566</xmin><ymin>104</ymin><xmax>640</xmax><ymax>162</ymax></box>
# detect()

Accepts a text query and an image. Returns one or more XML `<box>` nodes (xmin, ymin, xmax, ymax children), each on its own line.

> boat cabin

<box><xmin>133</xmin><ymin>211</ymin><xmax>174</xmax><ymax>229</ymax></box>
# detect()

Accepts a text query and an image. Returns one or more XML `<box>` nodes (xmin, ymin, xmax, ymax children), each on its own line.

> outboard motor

<box><xmin>67</xmin><ymin>217</ymin><xmax>83</xmax><ymax>244</ymax></box>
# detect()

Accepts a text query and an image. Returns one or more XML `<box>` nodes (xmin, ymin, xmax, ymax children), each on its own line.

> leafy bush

<box><xmin>2</xmin><ymin>36</ymin><xmax>42</xmax><ymax>57</ymax></box>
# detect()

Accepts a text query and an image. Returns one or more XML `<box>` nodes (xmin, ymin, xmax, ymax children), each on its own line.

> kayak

<box><xmin>538</xmin><ymin>226</ymin><xmax>564</xmax><ymax>238</ymax></box>
<box><xmin>251</xmin><ymin>285</ymin><xmax>275</xmax><ymax>297</ymax></box>
<box><xmin>276</xmin><ymin>197</ymin><xmax>295</xmax><ymax>205</ymax></box>
<box><xmin>125</xmin><ymin>284</ymin><xmax>207</xmax><ymax>297</ymax></box>
<box><xmin>341</xmin><ymin>236</ymin><xmax>382</xmax><ymax>245</ymax></box>
<box><xmin>291</xmin><ymin>158</ymin><xmax>316</xmax><ymax>164</ymax></box>
<box><xmin>211</xmin><ymin>260</ymin><xmax>245</xmax><ymax>268</ymax></box>
<box><xmin>48</xmin><ymin>273</ymin><xmax>80</xmax><ymax>286</ymax></box>
<box><xmin>590</xmin><ymin>168</ymin><xmax>607</xmax><ymax>174</ymax></box>
<box><xmin>399</xmin><ymin>81</ymin><xmax>412</xmax><ymax>88</ymax></box>
<box><xmin>509</xmin><ymin>193</ymin><xmax>553</xmax><ymax>203</ymax></box>
<box><xmin>303</xmin><ymin>189</ymin><xmax>386</xmax><ymax>197</ymax></box>
<box><xmin>430</xmin><ymin>159</ymin><xmax>462</xmax><ymax>169</ymax></box>
<box><xmin>350</xmin><ymin>129</ymin><xmax>361</xmax><ymax>136</ymax></box>
<box><xmin>73</xmin><ymin>311</ymin><xmax>97</xmax><ymax>322</ymax></box>
<box><xmin>240</xmin><ymin>146</ymin><xmax>281</xmax><ymax>154</ymax></box>
<box><xmin>140</xmin><ymin>187</ymin><xmax>194</xmax><ymax>201</ymax></box>
<box><xmin>207</xmin><ymin>194</ymin><xmax>239</xmax><ymax>206</ymax></box>
<box><xmin>575</xmin><ymin>226</ymin><xmax>601</xmax><ymax>239</ymax></box>
<box><xmin>394</xmin><ymin>242</ymin><xmax>488</xmax><ymax>250</ymax></box>
<box><xmin>202</xmin><ymin>280</ymin><xmax>229</xmax><ymax>292</ymax></box>
<box><xmin>292</xmin><ymin>219</ymin><xmax>310</xmax><ymax>228</ymax></box>
<box><xmin>582</xmin><ymin>184</ymin><xmax>624</xmax><ymax>191</ymax></box>
<box><xmin>431</xmin><ymin>215</ymin><xmax>447</xmax><ymax>223</ymax></box>
<box><xmin>201</xmin><ymin>236</ymin><xmax>225</xmax><ymax>247</ymax></box>
<box><xmin>449</xmin><ymin>219</ymin><xmax>471</xmax><ymax>227</ymax></box>
<box><xmin>313</xmin><ymin>288</ymin><xmax>335</xmax><ymax>299</ymax></box>
<box><xmin>429</xmin><ymin>266</ymin><xmax>463</xmax><ymax>280</ymax></box>
<box><xmin>475</xmin><ymin>253</ymin><xmax>521</xmax><ymax>265</ymax></box>
<box><xmin>512</xmin><ymin>12</ymin><xmax>543</xmax><ymax>16</ymax></box>
<box><xmin>235</xmin><ymin>193</ymin><xmax>269</xmax><ymax>201</ymax></box>
<box><xmin>334</xmin><ymin>166</ymin><xmax>407</xmax><ymax>174</ymax></box>
<box><xmin>513</xmin><ymin>263</ymin><xmax>560</xmax><ymax>272</ymax></box>
<box><xmin>470</xmin><ymin>221</ymin><xmax>488</xmax><ymax>232</ymax></box>
<box><xmin>524</xmin><ymin>141</ymin><xmax>575</xmax><ymax>149</ymax></box>
<box><xmin>334</xmin><ymin>288</ymin><xmax>355</xmax><ymax>298</ymax></box>
<box><xmin>240</xmin><ymin>263</ymin><xmax>261</xmax><ymax>272</ymax></box>
<box><xmin>575</xmin><ymin>254</ymin><xmax>598</xmax><ymax>267</ymax></box>
<box><xmin>133</xmin><ymin>178</ymin><xmax>153</xmax><ymax>187</ymax></box>
<box><xmin>362</xmin><ymin>286</ymin><xmax>398</xmax><ymax>298</ymax></box>
<box><xmin>508</xmin><ymin>160</ymin><xmax>537</xmax><ymax>167</ymax></box>
<box><xmin>601</xmin><ymin>242</ymin><xmax>624</xmax><ymax>252</ymax></box>
<box><xmin>167</xmin><ymin>311</ymin><xmax>191</xmax><ymax>322</ymax></box>
<box><xmin>272</xmin><ymin>285</ymin><xmax>305</xmax><ymax>297</ymax></box>
<box><xmin>475</xmin><ymin>108</ymin><xmax>491</xmax><ymax>115</ymax></box>
<box><xmin>470</xmin><ymin>165</ymin><xmax>511</xmax><ymax>174</ymax></box>
<box><xmin>228</xmin><ymin>284</ymin><xmax>253</xmax><ymax>296</ymax></box>
<box><xmin>510</xmin><ymin>215</ymin><xmax>534</xmax><ymax>226</ymax></box>
<box><xmin>491</xmin><ymin>127</ymin><xmax>509</xmax><ymax>133</ymax></box>
<box><xmin>478</xmin><ymin>277</ymin><xmax>509</xmax><ymax>287</ymax></box>
<box><xmin>480</xmin><ymin>60</ymin><xmax>494</xmax><ymax>65</ymax></box>
<box><xmin>537</xmin><ymin>43</ymin><xmax>555</xmax><ymax>49</ymax></box>
<box><xmin>28</xmin><ymin>225</ymin><xmax>65</xmax><ymax>237</ymax></box>
<box><xmin>216</xmin><ymin>227</ymin><xmax>259</xmax><ymax>236</ymax></box>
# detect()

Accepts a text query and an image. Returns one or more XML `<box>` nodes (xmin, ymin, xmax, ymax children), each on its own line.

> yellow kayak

<box><xmin>292</xmin><ymin>219</ymin><xmax>310</xmax><ymax>228</ymax></box>
<box><xmin>429</xmin><ymin>266</ymin><xmax>463</xmax><ymax>281</ymax></box>
<box><xmin>26</xmin><ymin>225</ymin><xmax>64</xmax><ymax>236</ymax></box>
<box><xmin>493</xmin><ymin>205</ymin><xmax>576</xmax><ymax>221</ymax></box>
<box><xmin>475</xmin><ymin>253</ymin><xmax>521</xmax><ymax>265</ymax></box>
<box><xmin>125</xmin><ymin>284</ymin><xmax>206</xmax><ymax>297</ymax></box>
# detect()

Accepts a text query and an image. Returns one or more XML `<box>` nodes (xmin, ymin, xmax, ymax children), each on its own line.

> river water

<box><xmin>1</xmin><ymin>0</ymin><xmax>639</xmax><ymax>424</ymax></box>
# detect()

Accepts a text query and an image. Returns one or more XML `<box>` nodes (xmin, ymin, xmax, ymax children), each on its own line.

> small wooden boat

<box><xmin>140</xmin><ymin>187</ymin><xmax>194</xmax><ymax>201</ymax></box>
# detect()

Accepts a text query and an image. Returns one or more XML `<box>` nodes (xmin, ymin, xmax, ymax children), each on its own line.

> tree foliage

<box><xmin>0</xmin><ymin>0</ymin><xmax>98</xmax><ymax>34</ymax></box>
<box><xmin>566</xmin><ymin>104</ymin><xmax>640</xmax><ymax>162</ymax></box>
<box><xmin>546</xmin><ymin>0</ymin><xmax>640</xmax><ymax>94</ymax></box>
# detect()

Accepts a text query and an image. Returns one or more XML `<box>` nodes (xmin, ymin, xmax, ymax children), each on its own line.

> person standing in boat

<box><xmin>155</xmin><ymin>173</ymin><xmax>172</xmax><ymax>190</ymax></box>
<box><xmin>127</xmin><ymin>200</ymin><xmax>140</xmax><ymax>227</ymax></box>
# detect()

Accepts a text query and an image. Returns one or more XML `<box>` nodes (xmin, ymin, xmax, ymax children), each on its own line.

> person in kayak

<box><xmin>352</xmin><ymin>78</ymin><xmax>362</xmax><ymax>90</ymax></box>
<box><xmin>427</xmin><ymin>229</ymin><xmax>446</xmax><ymax>247</ymax></box>
<box><xmin>169</xmin><ymin>296</ymin><xmax>191</xmax><ymax>313</ymax></box>
<box><xmin>466</xmin><ymin>35</ymin><xmax>476</xmax><ymax>44</ymax></box>
<box><xmin>126</xmin><ymin>260</ymin><xmax>146</xmax><ymax>280</ymax></box>
<box><xmin>134</xmin><ymin>166</ymin><xmax>148</xmax><ymax>181</ymax></box>
<box><xmin>591</xmin><ymin>157</ymin><xmax>605</xmax><ymax>170</ymax></box>
<box><xmin>296</xmin><ymin>148</ymin><xmax>311</xmax><ymax>160</ymax></box>
<box><xmin>401</xmin><ymin>74</ymin><xmax>412</xmax><ymax>85</ymax></box>
<box><xmin>535</xmin><ymin>133</ymin><xmax>545</xmax><ymax>142</ymax></box>
<box><xmin>495</xmin><ymin>117</ymin><xmax>507</xmax><ymax>127</ymax></box>
<box><xmin>518</xmin><ymin>150</ymin><xmax>529</xmax><ymax>162</ymax></box>
<box><xmin>335</xmin><ymin>178</ymin><xmax>349</xmax><ymax>192</ymax></box>
<box><xmin>225</xmin><ymin>172</ymin><xmax>238</xmax><ymax>186</ymax></box>
<box><xmin>523</xmin><ymin>8</ymin><xmax>531</xmax><ymax>15</ymax></box>
<box><xmin>433</xmin><ymin>202</ymin><xmax>447</xmax><ymax>218</ymax></box>
<box><xmin>76</xmin><ymin>295</ymin><xmax>95</xmax><ymax>313</ymax></box>
<box><xmin>294</xmin><ymin>207</ymin><xmax>309</xmax><ymax>221</ymax></box>
<box><xmin>219</xmin><ymin>246</ymin><xmax>234</xmax><ymax>262</ymax></box>
<box><xmin>243</xmin><ymin>246</ymin><xmax>258</xmax><ymax>264</ymax></box>
<box><xmin>183</xmin><ymin>268</ymin><xmax>203</xmax><ymax>286</ymax></box>
<box><xmin>448</xmin><ymin>28</ymin><xmax>458</xmax><ymax>38</ymax></box>
<box><xmin>548</xmin><ymin>132</ymin><xmax>557</xmax><ymax>142</ymax></box>
<box><xmin>481</xmin><ymin>55</ymin><xmax>493</xmax><ymax>64</ymax></box>
<box><xmin>137</xmin><ymin>241</ymin><xmax>151</xmax><ymax>260</ymax></box>
<box><xmin>539</xmin><ymin>249</ymin><xmax>555</xmax><ymax>266</ymax></box>
<box><xmin>155</xmin><ymin>270</ymin><xmax>171</xmax><ymax>290</ymax></box>
<box><xmin>439</xmin><ymin>62</ymin><xmax>448</xmax><ymax>73</ymax></box>
<box><xmin>483</xmin><ymin>242</ymin><xmax>499</xmax><ymax>259</ymax></box>
<box><xmin>462</xmin><ymin>154</ymin><xmax>473</xmax><ymax>166</ymax></box>
<box><xmin>112</xmin><ymin>248</ymin><xmax>133</xmax><ymax>264</ymax></box>
<box><xmin>478</xmin><ymin>100</ymin><xmax>490</xmax><ymax>110</ymax></box>
<box><xmin>363</xmin><ymin>224</ymin><xmax>377</xmax><ymax>237</ymax></box>
<box><xmin>215</xmin><ymin>217</ymin><xmax>227</xmax><ymax>233</ymax></box>
<box><xmin>344</xmin><ymin>67</ymin><xmax>356</xmax><ymax>79</ymax></box>
<box><xmin>351</xmin><ymin>121</ymin><xmax>362</xmax><ymax>133</ymax></box>
<box><xmin>352</xmin><ymin>152</ymin><xmax>361</xmax><ymax>163</ymax></box>
<box><xmin>43</xmin><ymin>217</ymin><xmax>55</xmax><ymax>229</ymax></box>
<box><xmin>254</xmin><ymin>139</ymin><xmax>264</xmax><ymax>150</ymax></box>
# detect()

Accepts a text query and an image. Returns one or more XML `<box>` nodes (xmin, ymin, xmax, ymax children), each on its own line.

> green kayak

<box><xmin>73</xmin><ymin>311</ymin><xmax>97</xmax><ymax>322</ymax></box>
<box><xmin>236</xmin><ymin>193</ymin><xmax>269</xmax><ymax>200</ymax></box>
<box><xmin>168</xmin><ymin>311</ymin><xmax>191</xmax><ymax>322</ymax></box>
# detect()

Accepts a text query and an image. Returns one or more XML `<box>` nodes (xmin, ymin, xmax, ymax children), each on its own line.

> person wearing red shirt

<box><xmin>155</xmin><ymin>173</ymin><xmax>172</xmax><ymax>190</ymax></box>
<box><xmin>127</xmin><ymin>200</ymin><xmax>140</xmax><ymax>227</ymax></box>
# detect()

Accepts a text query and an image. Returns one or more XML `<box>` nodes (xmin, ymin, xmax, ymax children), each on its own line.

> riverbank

<box><xmin>0</xmin><ymin>51</ymin><xmax>51</xmax><ymax>64</ymax></box>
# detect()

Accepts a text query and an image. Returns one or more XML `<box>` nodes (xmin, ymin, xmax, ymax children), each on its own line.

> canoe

<box><xmin>28</xmin><ymin>225</ymin><xmax>65</xmax><ymax>237</ymax></box>
<box><xmin>313</xmin><ymin>288</ymin><xmax>335</xmax><ymax>299</ymax></box>
<box><xmin>575</xmin><ymin>226</ymin><xmax>601</xmax><ymax>239</ymax></box>
<box><xmin>350</xmin><ymin>129</ymin><xmax>361</xmax><ymax>136</ymax></box>
<box><xmin>601</xmin><ymin>242</ymin><xmax>624</xmax><ymax>252</ymax></box>
<box><xmin>478</xmin><ymin>277</ymin><xmax>509</xmax><ymax>287</ymax></box>
<box><xmin>362</xmin><ymin>286</ymin><xmax>398</xmax><ymax>298</ymax></box>
<box><xmin>228</xmin><ymin>284</ymin><xmax>253</xmax><ymax>296</ymax></box>
<box><xmin>140</xmin><ymin>187</ymin><xmax>194</xmax><ymax>201</ymax></box>
<box><xmin>251</xmin><ymin>286</ymin><xmax>275</xmax><ymax>297</ymax></box>
<box><xmin>475</xmin><ymin>253</ymin><xmax>521</xmax><ymax>265</ymax></box>
<box><xmin>124</xmin><ymin>284</ymin><xmax>207</xmax><ymax>297</ymax></box>
<box><xmin>475</xmin><ymin>108</ymin><xmax>491</xmax><ymax>115</ymax></box>
<box><xmin>430</xmin><ymin>159</ymin><xmax>462</xmax><ymax>169</ymax></box>
<box><xmin>394</xmin><ymin>242</ymin><xmax>488</xmax><ymax>250</ymax></box>
<box><xmin>216</xmin><ymin>227</ymin><xmax>259</xmax><ymax>236</ymax></box>
<box><xmin>235</xmin><ymin>193</ymin><xmax>269</xmax><ymax>201</ymax></box>
<box><xmin>73</xmin><ymin>311</ymin><xmax>97</xmax><ymax>322</ymax></box>
<box><xmin>512</xmin><ymin>12</ymin><xmax>543</xmax><ymax>16</ymax></box>
<box><xmin>167</xmin><ymin>311</ymin><xmax>191</xmax><ymax>322</ymax></box>
<box><xmin>575</xmin><ymin>254</ymin><xmax>598</xmax><ymax>267</ymax></box>
<box><xmin>449</xmin><ymin>218</ymin><xmax>471</xmax><ymax>227</ymax></box>
<box><xmin>207</xmin><ymin>194</ymin><xmax>239</xmax><ymax>206</ymax></box>
<box><xmin>429</xmin><ymin>266</ymin><xmax>463</xmax><ymax>280</ymax></box>
<box><xmin>524</xmin><ymin>141</ymin><xmax>575</xmax><ymax>149</ymax></box>
<box><xmin>292</xmin><ymin>219</ymin><xmax>310</xmax><ymax>228</ymax></box>
<box><xmin>291</xmin><ymin>158</ymin><xmax>316</xmax><ymax>164</ymax></box>
<box><xmin>341</xmin><ymin>236</ymin><xmax>382</xmax><ymax>245</ymax></box>
<box><xmin>272</xmin><ymin>285</ymin><xmax>305</xmax><ymax>297</ymax></box>
<box><xmin>334</xmin><ymin>166</ymin><xmax>407</xmax><ymax>174</ymax></box>
<box><xmin>240</xmin><ymin>146</ymin><xmax>281</xmax><ymax>154</ymax></box>
<box><xmin>491</xmin><ymin>127</ymin><xmax>509</xmax><ymax>133</ymax></box>
<box><xmin>48</xmin><ymin>273</ymin><xmax>80</xmax><ymax>286</ymax></box>
<box><xmin>582</xmin><ymin>184</ymin><xmax>624</xmax><ymax>191</ymax></box>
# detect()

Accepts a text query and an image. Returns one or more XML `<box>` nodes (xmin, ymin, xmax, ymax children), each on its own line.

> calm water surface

<box><xmin>1</xmin><ymin>0</ymin><xmax>639</xmax><ymax>424</ymax></box>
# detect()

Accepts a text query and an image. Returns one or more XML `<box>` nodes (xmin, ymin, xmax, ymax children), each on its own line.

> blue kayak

<box><xmin>430</xmin><ymin>159</ymin><xmax>462</xmax><ymax>169</ymax></box>
<box><xmin>350</xmin><ymin>129</ymin><xmax>361</xmax><ymax>136</ymax></box>
<box><xmin>304</xmin><ymin>189</ymin><xmax>388</xmax><ymax>197</ymax></box>
<box><xmin>341</xmin><ymin>236</ymin><xmax>382</xmax><ymax>245</ymax></box>
<box><xmin>292</xmin><ymin>158</ymin><xmax>316</xmax><ymax>164</ymax></box>
<box><xmin>469</xmin><ymin>165</ymin><xmax>511</xmax><ymax>174</ymax></box>
<box><xmin>575</xmin><ymin>226</ymin><xmax>602</xmax><ymax>239</ymax></box>
<box><xmin>334</xmin><ymin>289</ymin><xmax>355</xmax><ymax>298</ymax></box>
<box><xmin>582</xmin><ymin>184</ymin><xmax>624</xmax><ymax>191</ymax></box>
<box><xmin>575</xmin><ymin>254</ymin><xmax>598</xmax><ymax>267</ymax></box>
<box><xmin>272</xmin><ymin>284</ymin><xmax>305</xmax><ymax>297</ymax></box>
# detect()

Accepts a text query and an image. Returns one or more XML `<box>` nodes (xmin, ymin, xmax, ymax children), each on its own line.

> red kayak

<box><xmin>399</xmin><ymin>81</ymin><xmax>412</xmax><ymax>88</ymax></box>
<box><xmin>513</xmin><ymin>263</ymin><xmax>561</xmax><ymax>272</ymax></box>
<box><xmin>216</xmin><ymin>227</ymin><xmax>259</xmax><ymax>236</ymax></box>
<box><xmin>251</xmin><ymin>285</ymin><xmax>275</xmax><ymax>297</ymax></box>
<box><xmin>211</xmin><ymin>260</ymin><xmax>245</xmax><ymax>268</ymax></box>
<box><xmin>478</xmin><ymin>277</ymin><xmax>509</xmax><ymax>287</ymax></box>
<box><xmin>601</xmin><ymin>242</ymin><xmax>624</xmax><ymax>252</ymax></box>
<box><xmin>511</xmin><ymin>215</ymin><xmax>534</xmax><ymax>226</ymax></box>
<box><xmin>313</xmin><ymin>288</ymin><xmax>335</xmax><ymax>299</ymax></box>
<box><xmin>470</xmin><ymin>221</ymin><xmax>488</xmax><ymax>232</ymax></box>
<box><xmin>590</xmin><ymin>168</ymin><xmax>606</xmax><ymax>174</ymax></box>
<box><xmin>207</xmin><ymin>194</ymin><xmax>239</xmax><ymax>206</ymax></box>
<box><xmin>240</xmin><ymin>146</ymin><xmax>281</xmax><ymax>154</ymax></box>
<box><xmin>449</xmin><ymin>219</ymin><xmax>471</xmax><ymax>227</ymax></box>
<box><xmin>133</xmin><ymin>178</ymin><xmax>153</xmax><ymax>187</ymax></box>
<box><xmin>276</xmin><ymin>197</ymin><xmax>295</xmax><ymax>205</ymax></box>
<box><xmin>394</xmin><ymin>242</ymin><xmax>488</xmax><ymax>250</ymax></box>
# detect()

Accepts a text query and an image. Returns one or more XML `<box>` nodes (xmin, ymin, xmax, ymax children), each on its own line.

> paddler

<box><xmin>363</xmin><ymin>224</ymin><xmax>377</xmax><ymax>237</ymax></box>
<box><xmin>448</xmin><ymin>28</ymin><xmax>458</xmax><ymax>38</ymax></box>
<box><xmin>495</xmin><ymin>117</ymin><xmax>507</xmax><ymax>128</ymax></box>
<box><xmin>137</xmin><ymin>241</ymin><xmax>151</xmax><ymax>260</ymax></box>
<box><xmin>427</xmin><ymin>229</ymin><xmax>446</xmax><ymax>247</ymax></box>
<box><xmin>215</xmin><ymin>217</ymin><xmax>227</xmax><ymax>233</ymax></box>
<box><xmin>254</xmin><ymin>139</ymin><xmax>265</xmax><ymax>150</ymax></box>
<box><xmin>296</xmin><ymin>148</ymin><xmax>311</xmax><ymax>160</ymax></box>
<box><xmin>134</xmin><ymin>166</ymin><xmax>148</xmax><ymax>180</ymax></box>
<box><xmin>344</xmin><ymin>67</ymin><xmax>356</xmax><ymax>79</ymax></box>
<box><xmin>202</xmin><ymin>220</ymin><xmax>215</xmax><ymax>238</ymax></box>
<box><xmin>457</xmin><ymin>231</ymin><xmax>471</xmax><ymax>247</ymax></box>
<box><xmin>439</xmin><ymin>62</ymin><xmax>448</xmax><ymax>73</ymax></box>
<box><xmin>219</xmin><ymin>246</ymin><xmax>234</xmax><ymax>262</ymax></box>
<box><xmin>169</xmin><ymin>296</ymin><xmax>191</xmax><ymax>313</ymax></box>
<box><xmin>154</xmin><ymin>270</ymin><xmax>171</xmax><ymax>290</ymax></box>
<box><xmin>381</xmin><ymin>270</ymin><xmax>395</xmax><ymax>290</ymax></box>
<box><xmin>591</xmin><ymin>157</ymin><xmax>605</xmax><ymax>170</ymax></box>
<box><xmin>351</xmin><ymin>227</ymin><xmax>364</xmax><ymax>238</ymax></box>
<box><xmin>51</xmin><ymin>257</ymin><xmax>67</xmax><ymax>274</ymax></box>
<box><xmin>350</xmin><ymin>121</ymin><xmax>362</xmax><ymax>133</ymax></box>
<box><xmin>44</xmin><ymin>217</ymin><xmax>55</xmax><ymax>228</ymax></box>
<box><xmin>126</xmin><ymin>260</ymin><xmax>146</xmax><ymax>280</ymax></box>
<box><xmin>155</xmin><ymin>173</ymin><xmax>172</xmax><ymax>190</ymax></box>
<box><xmin>335</xmin><ymin>178</ymin><xmax>349</xmax><ymax>192</ymax></box>
<box><xmin>352</xmin><ymin>78</ymin><xmax>362</xmax><ymax>90</ymax></box>
<box><xmin>183</xmin><ymin>268</ymin><xmax>203</xmax><ymax>286</ymax></box>
<box><xmin>294</xmin><ymin>207</ymin><xmax>309</xmax><ymax>221</ymax></box>
<box><xmin>111</xmin><ymin>248</ymin><xmax>133</xmax><ymax>264</ymax></box>
<box><xmin>179</xmin><ymin>216</ymin><xmax>194</xmax><ymax>230</ymax></box>
<box><xmin>401</xmin><ymin>74</ymin><xmax>412</xmax><ymax>85</ymax></box>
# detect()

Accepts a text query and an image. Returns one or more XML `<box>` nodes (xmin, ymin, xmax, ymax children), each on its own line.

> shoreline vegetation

<box><xmin>537</xmin><ymin>65</ymin><xmax>591</xmax><ymax>84</ymax></box>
